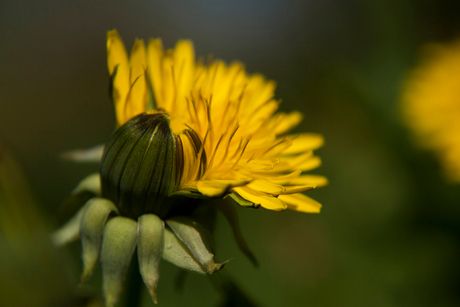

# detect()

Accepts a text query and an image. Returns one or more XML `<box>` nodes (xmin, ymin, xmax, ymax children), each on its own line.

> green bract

<box><xmin>100</xmin><ymin>113</ymin><xmax>177</xmax><ymax>219</ymax></box>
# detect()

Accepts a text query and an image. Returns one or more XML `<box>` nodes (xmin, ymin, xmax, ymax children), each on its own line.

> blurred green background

<box><xmin>1</xmin><ymin>0</ymin><xmax>460</xmax><ymax>306</ymax></box>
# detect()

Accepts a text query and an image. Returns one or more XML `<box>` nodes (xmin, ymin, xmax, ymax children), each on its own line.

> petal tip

<box><xmin>206</xmin><ymin>259</ymin><xmax>231</xmax><ymax>274</ymax></box>
<box><xmin>107</xmin><ymin>29</ymin><xmax>120</xmax><ymax>40</ymax></box>
<box><xmin>79</xmin><ymin>265</ymin><xmax>94</xmax><ymax>286</ymax></box>
<box><xmin>147</xmin><ymin>288</ymin><xmax>158</xmax><ymax>304</ymax></box>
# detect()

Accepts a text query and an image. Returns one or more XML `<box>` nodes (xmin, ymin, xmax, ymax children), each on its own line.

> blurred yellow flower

<box><xmin>401</xmin><ymin>39</ymin><xmax>460</xmax><ymax>182</ymax></box>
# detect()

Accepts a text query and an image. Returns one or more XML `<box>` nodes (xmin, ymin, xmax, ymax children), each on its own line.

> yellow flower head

<box><xmin>107</xmin><ymin>29</ymin><xmax>327</xmax><ymax>212</ymax></box>
<box><xmin>54</xmin><ymin>30</ymin><xmax>327</xmax><ymax>306</ymax></box>
<box><xmin>401</xmin><ymin>39</ymin><xmax>460</xmax><ymax>182</ymax></box>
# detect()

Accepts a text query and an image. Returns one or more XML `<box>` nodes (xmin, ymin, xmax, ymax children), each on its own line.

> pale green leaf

<box><xmin>71</xmin><ymin>173</ymin><xmax>101</xmax><ymax>196</ymax></box>
<box><xmin>51</xmin><ymin>203</ymin><xmax>88</xmax><ymax>246</ymax></box>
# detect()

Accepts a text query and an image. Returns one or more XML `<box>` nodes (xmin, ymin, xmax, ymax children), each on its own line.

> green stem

<box><xmin>122</xmin><ymin>255</ymin><xmax>143</xmax><ymax>307</ymax></box>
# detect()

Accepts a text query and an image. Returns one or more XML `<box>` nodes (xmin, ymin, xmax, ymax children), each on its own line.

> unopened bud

<box><xmin>100</xmin><ymin>113</ymin><xmax>178</xmax><ymax>219</ymax></box>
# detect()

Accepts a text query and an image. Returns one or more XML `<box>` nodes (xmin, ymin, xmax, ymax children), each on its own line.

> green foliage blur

<box><xmin>1</xmin><ymin>0</ymin><xmax>459</xmax><ymax>306</ymax></box>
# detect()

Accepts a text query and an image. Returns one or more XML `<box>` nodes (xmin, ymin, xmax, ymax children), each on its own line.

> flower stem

<box><xmin>122</xmin><ymin>255</ymin><xmax>143</xmax><ymax>307</ymax></box>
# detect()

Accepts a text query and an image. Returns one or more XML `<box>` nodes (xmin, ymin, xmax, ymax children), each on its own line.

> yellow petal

<box><xmin>147</xmin><ymin>38</ymin><xmax>164</xmax><ymax>107</ymax></box>
<box><xmin>197</xmin><ymin>180</ymin><xmax>250</xmax><ymax>197</ymax></box>
<box><xmin>272</xmin><ymin>152</ymin><xmax>320</xmax><ymax>172</ymax></box>
<box><xmin>272</xmin><ymin>151</ymin><xmax>313</xmax><ymax>172</ymax></box>
<box><xmin>202</xmin><ymin>61</ymin><xmax>226</xmax><ymax>96</ymax></box>
<box><xmin>270</xmin><ymin>111</ymin><xmax>303</xmax><ymax>135</ymax></box>
<box><xmin>297</xmin><ymin>156</ymin><xmax>322</xmax><ymax>171</ymax></box>
<box><xmin>107</xmin><ymin>30</ymin><xmax>129</xmax><ymax>124</ymax></box>
<box><xmin>288</xmin><ymin>175</ymin><xmax>329</xmax><ymax>187</ymax></box>
<box><xmin>107</xmin><ymin>30</ymin><xmax>129</xmax><ymax>78</ymax></box>
<box><xmin>244</xmin><ymin>76</ymin><xmax>276</xmax><ymax>114</ymax></box>
<box><xmin>129</xmin><ymin>39</ymin><xmax>147</xmax><ymax>82</ymax></box>
<box><xmin>118</xmin><ymin>39</ymin><xmax>147</xmax><ymax>124</ymax></box>
<box><xmin>246</xmin><ymin>180</ymin><xmax>284</xmax><ymax>195</ymax></box>
<box><xmin>226</xmin><ymin>62</ymin><xmax>248</xmax><ymax>101</ymax></box>
<box><xmin>124</xmin><ymin>73</ymin><xmax>147</xmax><ymax>123</ymax></box>
<box><xmin>210</xmin><ymin>62</ymin><xmax>246</xmax><ymax>116</ymax></box>
<box><xmin>247</xmin><ymin>169</ymin><xmax>302</xmax><ymax>183</ymax></box>
<box><xmin>232</xmin><ymin>186</ymin><xmax>287</xmax><ymax>211</ymax></box>
<box><xmin>178</xmin><ymin>130</ymin><xmax>206</xmax><ymax>186</ymax></box>
<box><xmin>243</xmin><ymin>101</ymin><xmax>279</xmax><ymax>135</ymax></box>
<box><xmin>282</xmin><ymin>133</ymin><xmax>324</xmax><ymax>154</ymax></box>
<box><xmin>282</xmin><ymin>185</ymin><xmax>316</xmax><ymax>194</ymax></box>
<box><xmin>254</xmin><ymin>138</ymin><xmax>293</xmax><ymax>158</ymax></box>
<box><xmin>160</xmin><ymin>54</ymin><xmax>176</xmax><ymax>111</ymax></box>
<box><xmin>246</xmin><ymin>158</ymin><xmax>279</xmax><ymax>171</ymax></box>
<box><xmin>278</xmin><ymin>193</ymin><xmax>321</xmax><ymax>213</ymax></box>
<box><xmin>173</xmin><ymin>40</ymin><xmax>195</xmax><ymax>114</ymax></box>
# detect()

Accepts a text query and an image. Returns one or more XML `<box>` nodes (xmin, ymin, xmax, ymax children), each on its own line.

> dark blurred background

<box><xmin>1</xmin><ymin>0</ymin><xmax>460</xmax><ymax>306</ymax></box>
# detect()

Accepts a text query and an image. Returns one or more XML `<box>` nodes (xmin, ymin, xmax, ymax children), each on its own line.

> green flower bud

<box><xmin>100</xmin><ymin>113</ymin><xmax>178</xmax><ymax>219</ymax></box>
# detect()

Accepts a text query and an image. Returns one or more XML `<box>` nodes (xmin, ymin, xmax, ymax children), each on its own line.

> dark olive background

<box><xmin>1</xmin><ymin>0</ymin><xmax>460</xmax><ymax>306</ymax></box>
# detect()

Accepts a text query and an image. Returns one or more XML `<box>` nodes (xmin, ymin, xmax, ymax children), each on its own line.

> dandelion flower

<box><xmin>401</xmin><ymin>39</ymin><xmax>460</xmax><ymax>182</ymax></box>
<box><xmin>53</xmin><ymin>30</ymin><xmax>327</xmax><ymax>306</ymax></box>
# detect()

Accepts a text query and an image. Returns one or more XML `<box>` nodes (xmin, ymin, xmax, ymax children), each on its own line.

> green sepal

<box><xmin>58</xmin><ymin>172</ymin><xmax>101</xmax><ymax>223</ymax></box>
<box><xmin>166</xmin><ymin>216</ymin><xmax>229</xmax><ymax>274</ymax></box>
<box><xmin>72</xmin><ymin>173</ymin><xmax>101</xmax><ymax>195</ymax></box>
<box><xmin>60</xmin><ymin>145</ymin><xmax>104</xmax><ymax>163</ymax></box>
<box><xmin>226</xmin><ymin>193</ymin><xmax>260</xmax><ymax>209</ymax></box>
<box><xmin>80</xmin><ymin>198</ymin><xmax>118</xmax><ymax>284</ymax></box>
<box><xmin>51</xmin><ymin>202</ymin><xmax>88</xmax><ymax>246</ymax></box>
<box><xmin>100</xmin><ymin>216</ymin><xmax>138</xmax><ymax>307</ymax></box>
<box><xmin>162</xmin><ymin>228</ymin><xmax>207</xmax><ymax>274</ymax></box>
<box><xmin>137</xmin><ymin>214</ymin><xmax>164</xmax><ymax>304</ymax></box>
<box><xmin>217</xmin><ymin>200</ymin><xmax>258</xmax><ymax>267</ymax></box>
